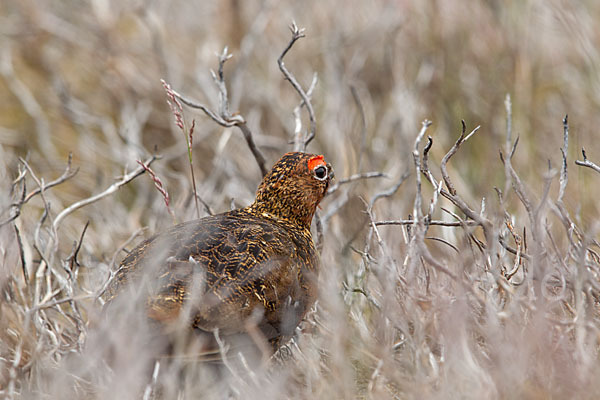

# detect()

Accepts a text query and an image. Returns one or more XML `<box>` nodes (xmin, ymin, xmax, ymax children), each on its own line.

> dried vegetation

<box><xmin>2</xmin><ymin>1</ymin><xmax>600</xmax><ymax>398</ymax></box>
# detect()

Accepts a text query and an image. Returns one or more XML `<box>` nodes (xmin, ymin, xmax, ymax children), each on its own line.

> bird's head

<box><xmin>250</xmin><ymin>152</ymin><xmax>334</xmax><ymax>229</ymax></box>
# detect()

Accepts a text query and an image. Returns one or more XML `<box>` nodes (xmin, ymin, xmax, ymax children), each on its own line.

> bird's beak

<box><xmin>323</xmin><ymin>163</ymin><xmax>334</xmax><ymax>196</ymax></box>
<box><xmin>326</xmin><ymin>163</ymin><xmax>335</xmax><ymax>181</ymax></box>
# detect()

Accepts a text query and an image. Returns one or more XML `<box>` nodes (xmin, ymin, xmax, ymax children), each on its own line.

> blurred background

<box><xmin>1</xmin><ymin>0</ymin><xmax>600</xmax><ymax>398</ymax></box>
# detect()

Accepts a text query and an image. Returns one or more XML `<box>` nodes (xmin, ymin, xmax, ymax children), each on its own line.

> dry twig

<box><xmin>575</xmin><ymin>148</ymin><xmax>600</xmax><ymax>174</ymax></box>
<box><xmin>1</xmin><ymin>154</ymin><xmax>78</xmax><ymax>227</ymax></box>
<box><xmin>278</xmin><ymin>21</ymin><xmax>316</xmax><ymax>151</ymax></box>
<box><xmin>327</xmin><ymin>171</ymin><xmax>388</xmax><ymax>195</ymax></box>
<box><xmin>52</xmin><ymin>155</ymin><xmax>157</xmax><ymax>231</ymax></box>
<box><xmin>164</xmin><ymin>48</ymin><xmax>268</xmax><ymax>176</ymax></box>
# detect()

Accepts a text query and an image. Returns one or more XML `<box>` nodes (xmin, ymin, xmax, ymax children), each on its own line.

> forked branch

<box><xmin>440</xmin><ymin>120</ymin><xmax>480</xmax><ymax>196</ymax></box>
<box><xmin>278</xmin><ymin>21</ymin><xmax>317</xmax><ymax>151</ymax></box>
<box><xmin>53</xmin><ymin>155</ymin><xmax>158</xmax><ymax>230</ymax></box>
<box><xmin>163</xmin><ymin>48</ymin><xmax>268</xmax><ymax>176</ymax></box>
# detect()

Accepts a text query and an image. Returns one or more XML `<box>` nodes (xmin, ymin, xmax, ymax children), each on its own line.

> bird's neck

<box><xmin>246</xmin><ymin>199</ymin><xmax>314</xmax><ymax>232</ymax></box>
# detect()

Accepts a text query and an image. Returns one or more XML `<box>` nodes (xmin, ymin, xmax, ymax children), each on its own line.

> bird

<box><xmin>101</xmin><ymin>152</ymin><xmax>334</xmax><ymax>361</ymax></box>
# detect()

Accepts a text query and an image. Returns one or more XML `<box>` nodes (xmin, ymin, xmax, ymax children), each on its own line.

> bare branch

<box><xmin>163</xmin><ymin>61</ymin><xmax>268</xmax><ymax>176</ymax></box>
<box><xmin>14</xmin><ymin>223</ymin><xmax>28</xmax><ymax>285</ymax></box>
<box><xmin>343</xmin><ymin>282</ymin><xmax>381</xmax><ymax>309</ymax></box>
<box><xmin>278</xmin><ymin>21</ymin><xmax>316</xmax><ymax>150</ymax></box>
<box><xmin>360</xmin><ymin>197</ymin><xmax>388</xmax><ymax>262</ymax></box>
<box><xmin>412</xmin><ymin>120</ymin><xmax>433</xmax><ymax>223</ymax></box>
<box><xmin>420</xmin><ymin>123</ymin><xmax>493</xmax><ymax>245</ymax></box>
<box><xmin>407</xmin><ymin>119</ymin><xmax>462</xmax><ymax>283</ymax></box>
<box><xmin>323</xmin><ymin>171</ymin><xmax>389</xmax><ymax>228</ymax></box>
<box><xmin>502</xmin><ymin>94</ymin><xmax>513</xmax><ymax>202</ymax></box>
<box><xmin>195</xmin><ymin>193</ymin><xmax>215</xmax><ymax>216</ymax></box>
<box><xmin>504</xmin><ymin>94</ymin><xmax>512</xmax><ymax>149</ymax></box>
<box><xmin>1</xmin><ymin>153</ymin><xmax>78</xmax><ymax>227</ymax></box>
<box><xmin>53</xmin><ymin>155</ymin><xmax>157</xmax><ymax>231</ymax></box>
<box><xmin>425</xmin><ymin>236</ymin><xmax>460</xmax><ymax>253</ymax></box>
<box><xmin>376</xmin><ymin>219</ymin><xmax>479</xmax><ymax>227</ymax></box>
<box><xmin>236</xmin><ymin>123</ymin><xmax>269</xmax><ymax>177</ymax></box>
<box><xmin>212</xmin><ymin>47</ymin><xmax>235</xmax><ymax>120</ymax></box>
<box><xmin>509</xmin><ymin>135</ymin><xmax>520</xmax><ymax>161</ymax></box>
<box><xmin>425</xmin><ymin>174</ymin><xmax>444</xmax><ymax>231</ymax></box>
<box><xmin>66</xmin><ymin>221</ymin><xmax>89</xmax><ymax>271</ymax></box>
<box><xmin>557</xmin><ymin>115</ymin><xmax>569</xmax><ymax>203</ymax></box>
<box><xmin>369</xmin><ymin>170</ymin><xmax>411</xmax><ymax>209</ymax></box>
<box><xmin>533</xmin><ymin>162</ymin><xmax>557</xmax><ymax>225</ymax></box>
<box><xmin>440</xmin><ymin>120</ymin><xmax>480</xmax><ymax>196</ymax></box>
<box><xmin>293</xmin><ymin>73</ymin><xmax>318</xmax><ymax>152</ymax></box>
<box><xmin>18</xmin><ymin>158</ymin><xmax>58</xmax><ymax>250</ymax></box>
<box><xmin>23</xmin><ymin>153</ymin><xmax>79</xmax><ymax>204</ymax></box>
<box><xmin>29</xmin><ymin>293</ymin><xmax>96</xmax><ymax>313</ymax></box>
<box><xmin>418</xmin><ymin>238</ymin><xmax>458</xmax><ymax>280</ymax></box>
<box><xmin>575</xmin><ymin>148</ymin><xmax>600</xmax><ymax>174</ymax></box>
<box><xmin>422</xmin><ymin>136</ymin><xmax>433</xmax><ymax>175</ymax></box>
<box><xmin>498</xmin><ymin>236</ymin><xmax>531</xmax><ymax>261</ymax></box>
<box><xmin>166</xmin><ymin>83</ymin><xmax>229</xmax><ymax>125</ymax></box>
<box><xmin>327</xmin><ymin>171</ymin><xmax>388</xmax><ymax>195</ymax></box>
<box><xmin>500</xmin><ymin>146</ymin><xmax>535</xmax><ymax>231</ymax></box>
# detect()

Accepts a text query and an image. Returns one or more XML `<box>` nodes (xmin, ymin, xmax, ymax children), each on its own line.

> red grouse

<box><xmin>103</xmin><ymin>152</ymin><xmax>333</xmax><ymax>357</ymax></box>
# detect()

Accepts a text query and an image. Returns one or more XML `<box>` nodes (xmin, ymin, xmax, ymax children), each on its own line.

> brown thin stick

<box><xmin>14</xmin><ymin>223</ymin><xmax>28</xmax><ymax>285</ymax></box>
<box><xmin>426</xmin><ymin>236</ymin><xmax>460</xmax><ymax>253</ymax></box>
<box><xmin>66</xmin><ymin>221</ymin><xmax>89</xmax><ymax>271</ymax></box>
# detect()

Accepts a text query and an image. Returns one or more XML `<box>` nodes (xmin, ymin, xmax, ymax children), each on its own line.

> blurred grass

<box><xmin>2</xmin><ymin>0</ymin><xmax>600</xmax><ymax>398</ymax></box>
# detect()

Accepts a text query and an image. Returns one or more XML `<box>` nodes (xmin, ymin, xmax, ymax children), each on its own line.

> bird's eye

<box><xmin>314</xmin><ymin>165</ymin><xmax>327</xmax><ymax>180</ymax></box>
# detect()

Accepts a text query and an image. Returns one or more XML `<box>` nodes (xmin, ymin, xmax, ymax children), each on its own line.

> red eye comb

<box><xmin>307</xmin><ymin>155</ymin><xmax>326</xmax><ymax>170</ymax></box>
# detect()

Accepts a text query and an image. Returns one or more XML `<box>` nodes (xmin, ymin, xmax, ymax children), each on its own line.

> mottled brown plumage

<box><xmin>103</xmin><ymin>152</ymin><xmax>333</xmax><ymax>355</ymax></box>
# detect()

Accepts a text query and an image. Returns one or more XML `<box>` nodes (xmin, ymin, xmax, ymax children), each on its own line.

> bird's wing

<box><xmin>141</xmin><ymin>213</ymin><xmax>304</xmax><ymax>338</ymax></box>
